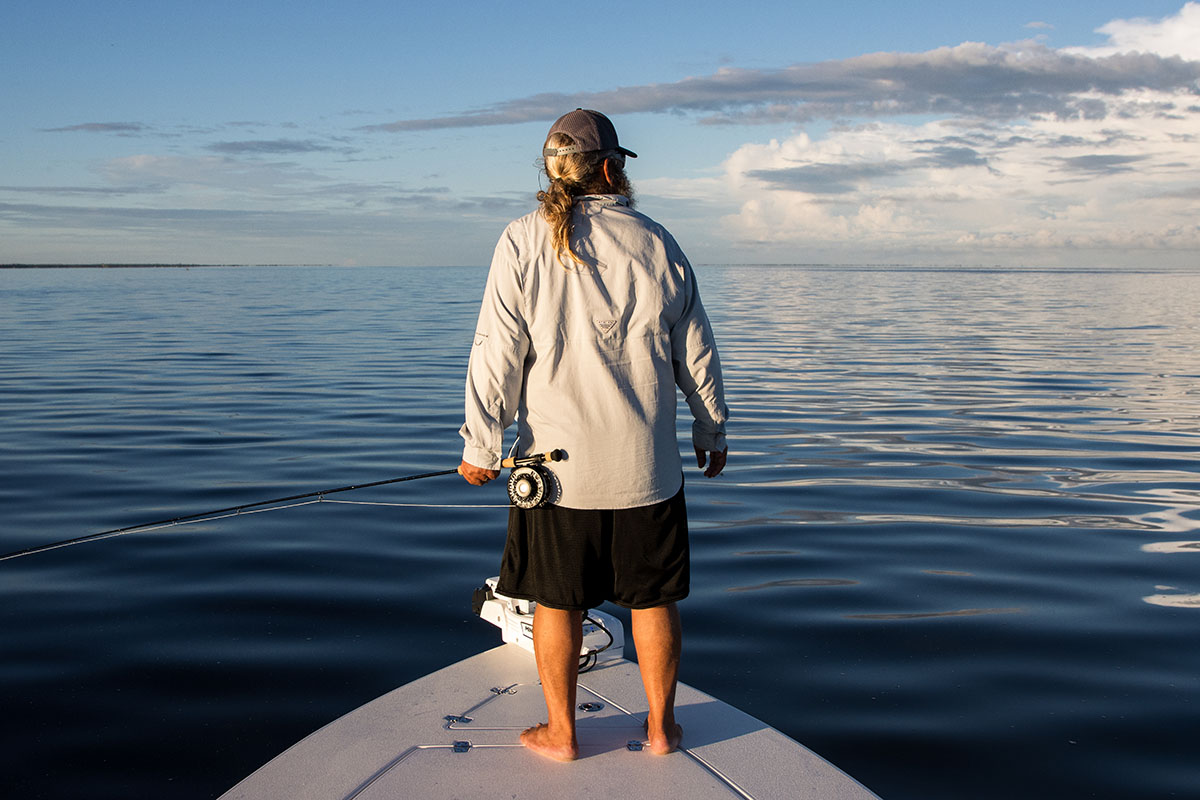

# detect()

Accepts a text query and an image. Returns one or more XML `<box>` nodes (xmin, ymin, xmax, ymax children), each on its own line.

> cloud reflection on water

<box><xmin>1141</xmin><ymin>541</ymin><xmax>1200</xmax><ymax>553</ymax></box>
<box><xmin>1142</xmin><ymin>591</ymin><xmax>1200</xmax><ymax>609</ymax></box>
<box><xmin>726</xmin><ymin>578</ymin><xmax>859</xmax><ymax>592</ymax></box>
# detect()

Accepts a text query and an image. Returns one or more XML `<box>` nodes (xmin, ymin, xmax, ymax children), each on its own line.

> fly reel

<box><xmin>507</xmin><ymin>465</ymin><xmax>549</xmax><ymax>509</ymax></box>
<box><xmin>502</xmin><ymin>449</ymin><xmax>563</xmax><ymax>510</ymax></box>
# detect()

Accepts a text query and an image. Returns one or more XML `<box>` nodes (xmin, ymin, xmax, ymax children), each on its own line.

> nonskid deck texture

<box><xmin>221</xmin><ymin>643</ymin><xmax>880</xmax><ymax>800</ymax></box>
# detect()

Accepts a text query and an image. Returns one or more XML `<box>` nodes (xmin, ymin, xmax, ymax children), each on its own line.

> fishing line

<box><xmin>0</xmin><ymin>467</ymin><xmax>460</xmax><ymax>563</ymax></box>
<box><xmin>1</xmin><ymin>449</ymin><xmax>564</xmax><ymax>564</ymax></box>
<box><xmin>323</xmin><ymin>500</ymin><xmax>510</xmax><ymax>509</ymax></box>
<box><xmin>0</xmin><ymin>499</ymin><xmax>327</xmax><ymax>562</ymax></box>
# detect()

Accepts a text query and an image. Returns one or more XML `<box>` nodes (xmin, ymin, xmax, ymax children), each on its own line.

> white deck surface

<box><xmin>220</xmin><ymin>643</ymin><xmax>881</xmax><ymax>799</ymax></box>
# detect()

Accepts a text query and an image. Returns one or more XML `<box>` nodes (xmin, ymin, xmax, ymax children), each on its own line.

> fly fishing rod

<box><xmin>0</xmin><ymin>449</ymin><xmax>564</xmax><ymax>563</ymax></box>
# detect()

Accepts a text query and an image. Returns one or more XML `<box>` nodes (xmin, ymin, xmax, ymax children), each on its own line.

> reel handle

<box><xmin>501</xmin><ymin>449</ymin><xmax>563</xmax><ymax>469</ymax></box>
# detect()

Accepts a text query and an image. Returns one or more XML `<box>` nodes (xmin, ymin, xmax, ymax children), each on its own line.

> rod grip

<box><xmin>501</xmin><ymin>449</ymin><xmax>563</xmax><ymax>469</ymax></box>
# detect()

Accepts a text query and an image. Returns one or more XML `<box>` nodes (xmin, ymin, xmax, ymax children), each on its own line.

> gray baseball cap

<box><xmin>543</xmin><ymin>109</ymin><xmax>637</xmax><ymax>159</ymax></box>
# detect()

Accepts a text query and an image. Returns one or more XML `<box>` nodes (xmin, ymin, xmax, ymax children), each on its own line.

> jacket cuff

<box><xmin>462</xmin><ymin>444</ymin><xmax>502</xmax><ymax>471</ymax></box>
<box><xmin>692</xmin><ymin>426</ymin><xmax>727</xmax><ymax>454</ymax></box>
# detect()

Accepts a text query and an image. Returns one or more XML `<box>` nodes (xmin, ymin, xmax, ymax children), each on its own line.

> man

<box><xmin>459</xmin><ymin>109</ymin><xmax>728</xmax><ymax>761</ymax></box>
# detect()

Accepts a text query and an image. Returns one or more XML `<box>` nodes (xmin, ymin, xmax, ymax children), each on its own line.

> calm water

<box><xmin>1</xmin><ymin>265</ymin><xmax>1198</xmax><ymax>800</ymax></box>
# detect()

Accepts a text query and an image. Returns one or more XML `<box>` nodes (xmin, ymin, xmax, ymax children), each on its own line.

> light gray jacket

<box><xmin>460</xmin><ymin>195</ymin><xmax>728</xmax><ymax>509</ymax></box>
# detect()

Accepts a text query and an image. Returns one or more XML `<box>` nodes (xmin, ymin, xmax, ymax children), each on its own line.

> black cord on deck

<box><xmin>579</xmin><ymin>613</ymin><xmax>616</xmax><ymax>673</ymax></box>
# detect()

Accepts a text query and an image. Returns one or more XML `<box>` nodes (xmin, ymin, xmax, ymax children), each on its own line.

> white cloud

<box><xmin>1074</xmin><ymin>1</ymin><xmax>1200</xmax><ymax>59</ymax></box>
<box><xmin>709</xmin><ymin>98</ymin><xmax>1199</xmax><ymax>262</ymax></box>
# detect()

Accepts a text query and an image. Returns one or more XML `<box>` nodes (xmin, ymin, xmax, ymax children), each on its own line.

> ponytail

<box><xmin>537</xmin><ymin>132</ymin><xmax>634</xmax><ymax>267</ymax></box>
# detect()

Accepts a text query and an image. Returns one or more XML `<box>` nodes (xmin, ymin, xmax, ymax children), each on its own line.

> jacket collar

<box><xmin>577</xmin><ymin>194</ymin><xmax>630</xmax><ymax>207</ymax></box>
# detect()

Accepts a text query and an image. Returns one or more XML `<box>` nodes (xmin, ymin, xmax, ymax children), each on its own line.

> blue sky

<box><xmin>2</xmin><ymin>1</ymin><xmax>1197</xmax><ymax>266</ymax></box>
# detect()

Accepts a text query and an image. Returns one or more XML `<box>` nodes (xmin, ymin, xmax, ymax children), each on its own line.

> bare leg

<box><xmin>521</xmin><ymin>604</ymin><xmax>582</xmax><ymax>761</ymax></box>
<box><xmin>631</xmin><ymin>602</ymin><xmax>684</xmax><ymax>754</ymax></box>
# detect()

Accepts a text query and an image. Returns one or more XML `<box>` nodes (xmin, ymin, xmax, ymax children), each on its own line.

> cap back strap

<box><xmin>543</xmin><ymin>145</ymin><xmax>584</xmax><ymax>157</ymax></box>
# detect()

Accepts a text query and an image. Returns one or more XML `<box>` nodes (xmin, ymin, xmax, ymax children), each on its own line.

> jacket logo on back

<box><xmin>595</xmin><ymin>319</ymin><xmax>618</xmax><ymax>335</ymax></box>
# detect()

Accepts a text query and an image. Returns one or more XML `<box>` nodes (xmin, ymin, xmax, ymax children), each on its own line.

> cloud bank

<box><xmin>701</xmin><ymin>4</ymin><xmax>1200</xmax><ymax>262</ymax></box>
<box><xmin>366</xmin><ymin>9</ymin><xmax>1200</xmax><ymax>133</ymax></box>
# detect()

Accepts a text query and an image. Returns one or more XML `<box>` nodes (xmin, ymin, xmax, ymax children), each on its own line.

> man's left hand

<box><xmin>695</xmin><ymin>447</ymin><xmax>728</xmax><ymax>478</ymax></box>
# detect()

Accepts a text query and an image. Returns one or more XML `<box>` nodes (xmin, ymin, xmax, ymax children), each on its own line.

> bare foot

<box><xmin>643</xmin><ymin>719</ymin><xmax>683</xmax><ymax>755</ymax></box>
<box><xmin>520</xmin><ymin>723</ymin><xmax>579</xmax><ymax>762</ymax></box>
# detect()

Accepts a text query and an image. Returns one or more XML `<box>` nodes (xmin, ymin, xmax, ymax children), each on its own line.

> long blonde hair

<box><xmin>538</xmin><ymin>132</ymin><xmax>635</xmax><ymax>266</ymax></box>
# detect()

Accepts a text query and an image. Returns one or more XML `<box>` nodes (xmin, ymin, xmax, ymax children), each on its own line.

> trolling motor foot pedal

<box><xmin>473</xmin><ymin>577</ymin><xmax>624</xmax><ymax>668</ymax></box>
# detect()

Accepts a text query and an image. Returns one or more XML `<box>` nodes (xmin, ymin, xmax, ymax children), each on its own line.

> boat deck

<box><xmin>220</xmin><ymin>643</ymin><xmax>880</xmax><ymax>799</ymax></box>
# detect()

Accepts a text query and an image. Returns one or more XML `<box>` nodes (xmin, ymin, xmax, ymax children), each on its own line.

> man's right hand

<box><xmin>459</xmin><ymin>460</ymin><xmax>500</xmax><ymax>486</ymax></box>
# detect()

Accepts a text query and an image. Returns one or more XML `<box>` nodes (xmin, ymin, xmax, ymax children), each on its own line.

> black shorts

<box><xmin>495</xmin><ymin>485</ymin><xmax>689</xmax><ymax>612</ymax></box>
